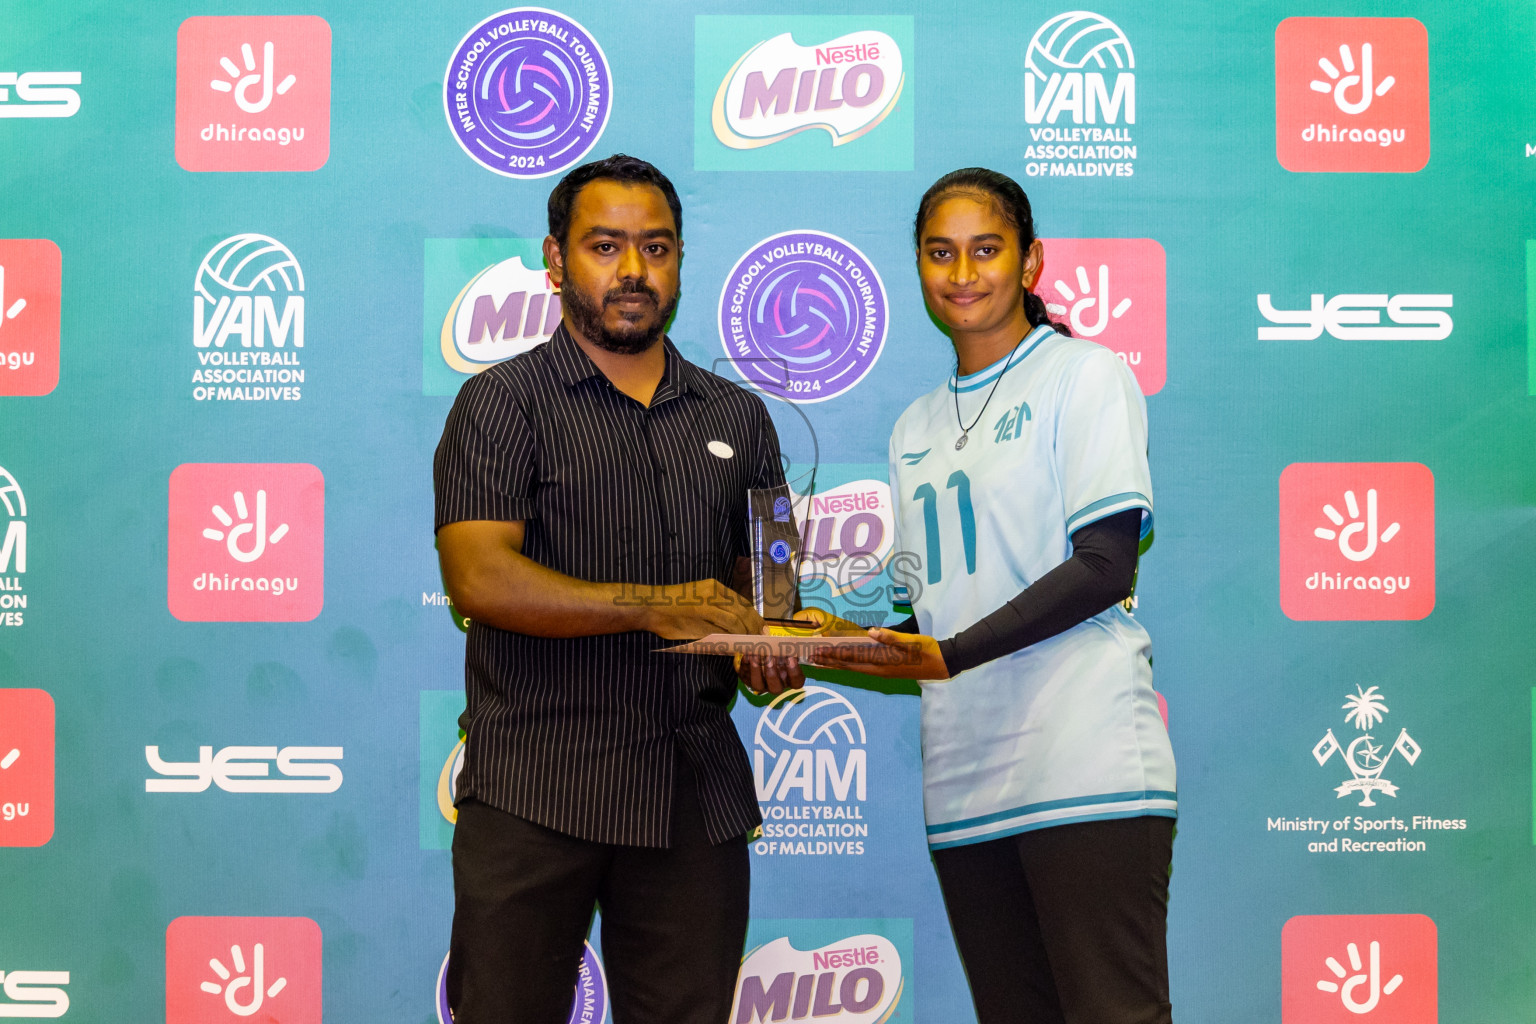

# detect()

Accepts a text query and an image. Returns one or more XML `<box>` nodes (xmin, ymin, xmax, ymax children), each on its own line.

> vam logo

<box><xmin>1036</xmin><ymin>238</ymin><xmax>1165</xmax><ymax>393</ymax></box>
<box><xmin>423</xmin><ymin>239</ymin><xmax>559</xmax><ymax>395</ymax></box>
<box><xmin>0</xmin><ymin>240</ymin><xmax>61</xmax><ymax>396</ymax></box>
<box><xmin>718</xmin><ymin>231</ymin><xmax>887</xmax><ymax>403</ymax></box>
<box><xmin>0</xmin><ymin>72</ymin><xmax>80</xmax><ymax>118</ymax></box>
<box><xmin>732</xmin><ymin>920</ymin><xmax>911</xmax><ymax>1024</ymax></box>
<box><xmin>436</xmin><ymin>946</ymin><xmax>605</xmax><ymax>1024</ymax></box>
<box><xmin>1257</xmin><ymin>293</ymin><xmax>1452</xmax><ymax>340</ymax></box>
<box><xmin>176</xmin><ymin>16</ymin><xmax>332</xmax><ymax>172</ymax></box>
<box><xmin>1313</xmin><ymin>686</ymin><xmax>1421</xmax><ymax>807</ymax></box>
<box><xmin>1279</xmin><ymin>462</ymin><xmax>1434</xmax><ymax>621</ymax></box>
<box><xmin>166</xmin><ymin>916</ymin><xmax>321</xmax><ymax>1024</ymax></box>
<box><xmin>443</xmin><ymin>9</ymin><xmax>611</xmax><ymax>179</ymax></box>
<box><xmin>752</xmin><ymin>686</ymin><xmax>868</xmax><ymax>857</ymax></box>
<box><xmin>0</xmin><ymin>689</ymin><xmax>54</xmax><ymax>847</ymax></box>
<box><xmin>192</xmin><ymin>234</ymin><xmax>307</xmax><ymax>402</ymax></box>
<box><xmin>1022</xmin><ymin>12</ymin><xmax>1137</xmax><ymax>179</ymax></box>
<box><xmin>0</xmin><ymin>969</ymin><xmax>70</xmax><ymax>1017</ymax></box>
<box><xmin>167</xmin><ymin>463</ymin><xmax>325</xmax><ymax>622</ymax></box>
<box><xmin>0</xmin><ymin>465</ymin><xmax>28</xmax><ymax>627</ymax></box>
<box><xmin>1275</xmin><ymin>18</ymin><xmax>1429</xmax><ymax>173</ymax></box>
<box><xmin>145</xmin><ymin>745</ymin><xmax>343</xmax><ymax>794</ymax></box>
<box><xmin>1282</xmin><ymin>914</ymin><xmax>1436</xmax><ymax>1022</ymax></box>
<box><xmin>696</xmin><ymin>17</ymin><xmax>913</xmax><ymax>171</ymax></box>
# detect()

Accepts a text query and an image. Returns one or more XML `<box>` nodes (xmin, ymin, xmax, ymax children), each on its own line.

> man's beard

<box><xmin>561</xmin><ymin>277</ymin><xmax>680</xmax><ymax>355</ymax></box>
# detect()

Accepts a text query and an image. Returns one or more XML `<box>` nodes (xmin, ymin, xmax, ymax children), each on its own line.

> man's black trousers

<box><xmin>447</xmin><ymin>760</ymin><xmax>750</xmax><ymax>1023</ymax></box>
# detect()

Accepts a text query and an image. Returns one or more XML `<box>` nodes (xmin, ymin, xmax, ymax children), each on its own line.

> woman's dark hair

<box><xmin>547</xmin><ymin>153</ymin><xmax>683</xmax><ymax>253</ymax></box>
<box><xmin>913</xmin><ymin>167</ymin><xmax>1070</xmax><ymax>336</ymax></box>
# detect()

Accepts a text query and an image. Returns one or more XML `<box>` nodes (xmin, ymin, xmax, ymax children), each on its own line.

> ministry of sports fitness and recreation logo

<box><xmin>732</xmin><ymin>919</ymin><xmax>911</xmax><ymax>1024</ymax></box>
<box><xmin>167</xmin><ymin>463</ymin><xmax>325</xmax><ymax>622</ymax></box>
<box><xmin>436</xmin><ymin>946</ymin><xmax>605</xmax><ymax>1024</ymax></box>
<box><xmin>166</xmin><ymin>916</ymin><xmax>322</xmax><ymax>1024</ymax></box>
<box><xmin>0</xmin><ymin>69</ymin><xmax>80</xmax><ymax>118</ymax></box>
<box><xmin>0</xmin><ymin>689</ymin><xmax>54</xmax><ymax>848</ymax></box>
<box><xmin>1275</xmin><ymin>18</ymin><xmax>1429</xmax><ymax>174</ymax></box>
<box><xmin>419</xmin><ymin>690</ymin><xmax>466</xmax><ymax>850</ymax></box>
<box><xmin>1279</xmin><ymin>462</ymin><xmax>1434</xmax><ymax>621</ymax></box>
<box><xmin>0</xmin><ymin>239</ymin><xmax>61</xmax><ymax>396</ymax></box>
<box><xmin>719</xmin><ymin>231</ymin><xmax>886</xmax><ymax>404</ymax></box>
<box><xmin>751</xmin><ymin>687</ymin><xmax>869</xmax><ymax>857</ymax></box>
<box><xmin>0</xmin><ymin>465</ymin><xmax>28</xmax><ymax>629</ymax></box>
<box><xmin>175</xmin><ymin>16</ymin><xmax>332</xmax><ymax>172</ymax></box>
<box><xmin>192</xmin><ymin>234</ymin><xmax>308</xmax><ymax>403</ymax></box>
<box><xmin>444</xmin><ymin>8</ymin><xmax>611</xmax><ymax>179</ymax></box>
<box><xmin>1257</xmin><ymin>292</ymin><xmax>1452</xmax><ymax>340</ymax></box>
<box><xmin>422</xmin><ymin>238</ymin><xmax>560</xmax><ymax>395</ymax></box>
<box><xmin>1022</xmin><ymin>11</ymin><xmax>1137</xmax><ymax>179</ymax></box>
<box><xmin>1282</xmin><ymin>915</ymin><xmax>1436</xmax><ymax>1022</ymax></box>
<box><xmin>1036</xmin><ymin>238</ymin><xmax>1165</xmax><ymax>394</ymax></box>
<box><xmin>696</xmin><ymin>16</ymin><xmax>912</xmax><ymax>172</ymax></box>
<box><xmin>1313</xmin><ymin>685</ymin><xmax>1421</xmax><ymax>807</ymax></box>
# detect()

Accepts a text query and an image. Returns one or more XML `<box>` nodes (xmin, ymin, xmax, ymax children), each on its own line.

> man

<box><xmin>433</xmin><ymin>154</ymin><xmax>800</xmax><ymax>1023</ymax></box>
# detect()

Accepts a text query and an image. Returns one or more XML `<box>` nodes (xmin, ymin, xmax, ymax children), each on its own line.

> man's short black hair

<box><xmin>547</xmin><ymin>154</ymin><xmax>683</xmax><ymax>253</ymax></box>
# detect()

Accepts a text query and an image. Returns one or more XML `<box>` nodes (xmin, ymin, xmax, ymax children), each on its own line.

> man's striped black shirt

<box><xmin>433</xmin><ymin>323</ymin><xmax>784</xmax><ymax>847</ymax></box>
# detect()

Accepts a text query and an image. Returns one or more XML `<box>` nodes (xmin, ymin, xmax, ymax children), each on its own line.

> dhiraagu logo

<box><xmin>423</xmin><ymin>238</ymin><xmax>560</xmax><ymax>396</ymax></box>
<box><xmin>695</xmin><ymin>16</ymin><xmax>913</xmax><ymax>171</ymax></box>
<box><xmin>420</xmin><ymin>690</ymin><xmax>465</xmax><ymax>850</ymax></box>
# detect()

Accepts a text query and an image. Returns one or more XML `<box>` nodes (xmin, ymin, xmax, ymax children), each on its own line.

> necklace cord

<box><xmin>953</xmin><ymin>332</ymin><xmax>1029</xmax><ymax>441</ymax></box>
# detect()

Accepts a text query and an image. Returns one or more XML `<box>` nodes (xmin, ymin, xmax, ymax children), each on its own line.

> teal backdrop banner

<box><xmin>3</xmin><ymin>2</ymin><xmax>1536</xmax><ymax>1022</ymax></box>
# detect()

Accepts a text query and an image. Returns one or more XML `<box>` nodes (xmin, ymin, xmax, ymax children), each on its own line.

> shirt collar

<box><xmin>547</xmin><ymin>320</ymin><xmax>696</xmax><ymax>397</ymax></box>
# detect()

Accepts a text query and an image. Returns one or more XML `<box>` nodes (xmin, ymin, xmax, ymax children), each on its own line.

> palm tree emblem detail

<box><xmin>1313</xmin><ymin>685</ymin><xmax>1421</xmax><ymax>806</ymax></box>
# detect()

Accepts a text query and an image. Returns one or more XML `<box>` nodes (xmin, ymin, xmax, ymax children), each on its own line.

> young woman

<box><xmin>812</xmin><ymin>168</ymin><xmax>1176</xmax><ymax>1024</ymax></box>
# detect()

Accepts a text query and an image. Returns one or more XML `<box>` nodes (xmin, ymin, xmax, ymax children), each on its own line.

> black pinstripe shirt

<box><xmin>433</xmin><ymin>324</ymin><xmax>783</xmax><ymax>847</ymax></box>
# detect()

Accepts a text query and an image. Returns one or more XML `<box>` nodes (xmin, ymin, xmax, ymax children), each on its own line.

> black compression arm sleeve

<box><xmin>934</xmin><ymin>508</ymin><xmax>1142</xmax><ymax>676</ymax></box>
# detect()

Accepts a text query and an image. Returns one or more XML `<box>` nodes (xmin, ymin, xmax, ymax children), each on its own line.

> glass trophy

<box><xmin>747</xmin><ymin>484</ymin><xmax>802</xmax><ymax>621</ymax></box>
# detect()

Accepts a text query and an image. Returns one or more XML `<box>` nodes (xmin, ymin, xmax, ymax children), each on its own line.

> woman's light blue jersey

<box><xmin>888</xmin><ymin>324</ymin><xmax>1176</xmax><ymax>850</ymax></box>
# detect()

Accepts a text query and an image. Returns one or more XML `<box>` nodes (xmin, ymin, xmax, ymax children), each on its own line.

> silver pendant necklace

<box><xmin>953</xmin><ymin>335</ymin><xmax>1028</xmax><ymax>450</ymax></box>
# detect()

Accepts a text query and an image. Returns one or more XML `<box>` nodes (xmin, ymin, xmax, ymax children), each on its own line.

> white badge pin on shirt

<box><xmin>707</xmin><ymin>441</ymin><xmax>735</xmax><ymax>459</ymax></box>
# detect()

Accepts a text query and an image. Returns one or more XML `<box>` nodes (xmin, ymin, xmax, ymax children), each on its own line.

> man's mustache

<box><xmin>603</xmin><ymin>280</ymin><xmax>661</xmax><ymax>307</ymax></box>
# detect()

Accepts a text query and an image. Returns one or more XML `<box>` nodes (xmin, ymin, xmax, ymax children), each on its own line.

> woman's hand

<box><xmin>810</xmin><ymin>627</ymin><xmax>951</xmax><ymax>681</ymax></box>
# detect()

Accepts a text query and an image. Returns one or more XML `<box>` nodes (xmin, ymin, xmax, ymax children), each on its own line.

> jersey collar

<box><xmin>948</xmin><ymin>323</ymin><xmax>1056</xmax><ymax>393</ymax></box>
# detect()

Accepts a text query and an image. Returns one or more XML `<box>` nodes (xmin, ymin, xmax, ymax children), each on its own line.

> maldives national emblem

<box><xmin>1312</xmin><ymin>685</ymin><xmax>1421</xmax><ymax>807</ymax></box>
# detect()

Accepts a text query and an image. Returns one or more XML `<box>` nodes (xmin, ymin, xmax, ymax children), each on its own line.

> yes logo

<box><xmin>1282</xmin><ymin>914</ymin><xmax>1436</xmax><ymax>1022</ymax></box>
<box><xmin>167</xmin><ymin>463</ymin><xmax>324</xmax><ymax>622</ymax></box>
<box><xmin>0</xmin><ymin>240</ymin><xmax>61</xmax><ymax>396</ymax></box>
<box><xmin>1280</xmin><ymin>463</ymin><xmax>1434</xmax><ymax>621</ymax></box>
<box><xmin>423</xmin><ymin>239</ymin><xmax>559</xmax><ymax>396</ymax></box>
<box><xmin>145</xmin><ymin>745</ymin><xmax>343</xmax><ymax>794</ymax></box>
<box><xmin>0</xmin><ymin>72</ymin><xmax>80</xmax><ymax>118</ymax></box>
<box><xmin>0</xmin><ymin>969</ymin><xmax>70</xmax><ymax>1017</ymax></box>
<box><xmin>696</xmin><ymin>17</ymin><xmax>913</xmax><ymax>171</ymax></box>
<box><xmin>0</xmin><ymin>689</ymin><xmax>54</xmax><ymax>847</ymax></box>
<box><xmin>1275</xmin><ymin>18</ymin><xmax>1429</xmax><ymax>173</ymax></box>
<box><xmin>1036</xmin><ymin>239</ymin><xmax>1165</xmax><ymax>393</ymax></box>
<box><xmin>176</xmin><ymin>16</ymin><xmax>332</xmax><ymax>172</ymax></box>
<box><xmin>166</xmin><ymin>916</ymin><xmax>321</xmax><ymax>1024</ymax></box>
<box><xmin>732</xmin><ymin>920</ymin><xmax>911</xmax><ymax>1023</ymax></box>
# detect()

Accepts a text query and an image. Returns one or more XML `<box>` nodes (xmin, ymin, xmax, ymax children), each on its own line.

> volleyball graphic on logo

<box><xmin>1025</xmin><ymin>11</ymin><xmax>1134</xmax><ymax>75</ymax></box>
<box><xmin>754</xmin><ymin>686</ymin><xmax>866</xmax><ymax>757</ymax></box>
<box><xmin>443</xmin><ymin>8</ymin><xmax>612</xmax><ymax>178</ymax></box>
<box><xmin>0</xmin><ymin>466</ymin><xmax>26</xmax><ymax>519</ymax></box>
<box><xmin>718</xmin><ymin>230</ymin><xmax>887</xmax><ymax>403</ymax></box>
<box><xmin>195</xmin><ymin>233</ymin><xmax>305</xmax><ymax>300</ymax></box>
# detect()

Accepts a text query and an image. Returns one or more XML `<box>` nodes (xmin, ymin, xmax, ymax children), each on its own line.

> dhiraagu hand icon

<box><xmin>202</xmin><ymin>489</ymin><xmax>289</xmax><ymax>563</ymax></box>
<box><xmin>1314</xmin><ymin>489</ymin><xmax>1399</xmax><ymax>562</ymax></box>
<box><xmin>210</xmin><ymin>41</ymin><xmax>296</xmax><ymax>114</ymax></box>
<box><xmin>1311</xmin><ymin>43</ymin><xmax>1394</xmax><ymax>115</ymax></box>
<box><xmin>202</xmin><ymin>943</ymin><xmax>287</xmax><ymax>1017</ymax></box>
